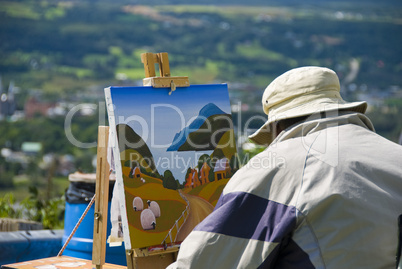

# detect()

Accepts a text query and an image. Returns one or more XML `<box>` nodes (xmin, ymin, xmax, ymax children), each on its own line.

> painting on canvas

<box><xmin>105</xmin><ymin>84</ymin><xmax>237</xmax><ymax>249</ymax></box>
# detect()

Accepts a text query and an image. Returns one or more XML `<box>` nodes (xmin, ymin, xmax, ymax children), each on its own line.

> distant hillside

<box><xmin>0</xmin><ymin>0</ymin><xmax>401</xmax><ymax>145</ymax></box>
<box><xmin>103</xmin><ymin>0</ymin><xmax>401</xmax><ymax>6</ymax></box>
<box><xmin>1</xmin><ymin>0</ymin><xmax>401</xmax><ymax>95</ymax></box>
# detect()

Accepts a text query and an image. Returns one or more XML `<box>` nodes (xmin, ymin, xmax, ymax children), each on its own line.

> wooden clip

<box><xmin>158</xmin><ymin>52</ymin><xmax>170</xmax><ymax>77</ymax></box>
<box><xmin>141</xmin><ymin>52</ymin><xmax>189</xmax><ymax>92</ymax></box>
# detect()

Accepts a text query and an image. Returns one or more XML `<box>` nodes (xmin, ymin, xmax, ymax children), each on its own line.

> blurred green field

<box><xmin>0</xmin><ymin>175</ymin><xmax>69</xmax><ymax>201</ymax></box>
<box><xmin>1</xmin><ymin>0</ymin><xmax>401</xmax><ymax>94</ymax></box>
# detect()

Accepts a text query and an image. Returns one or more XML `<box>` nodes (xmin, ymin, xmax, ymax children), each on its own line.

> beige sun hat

<box><xmin>248</xmin><ymin>66</ymin><xmax>367</xmax><ymax>146</ymax></box>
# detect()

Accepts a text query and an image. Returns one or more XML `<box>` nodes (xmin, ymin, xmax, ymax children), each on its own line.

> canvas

<box><xmin>105</xmin><ymin>84</ymin><xmax>237</xmax><ymax>250</ymax></box>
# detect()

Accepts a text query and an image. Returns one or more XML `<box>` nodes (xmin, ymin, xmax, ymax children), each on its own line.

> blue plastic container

<box><xmin>0</xmin><ymin>230</ymin><xmax>63</xmax><ymax>266</ymax></box>
<box><xmin>63</xmin><ymin>201</ymin><xmax>126</xmax><ymax>265</ymax></box>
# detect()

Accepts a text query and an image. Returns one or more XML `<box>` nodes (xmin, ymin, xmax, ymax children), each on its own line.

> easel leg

<box><xmin>126</xmin><ymin>250</ymin><xmax>136</xmax><ymax>269</ymax></box>
<box><xmin>92</xmin><ymin>126</ymin><xmax>110</xmax><ymax>269</ymax></box>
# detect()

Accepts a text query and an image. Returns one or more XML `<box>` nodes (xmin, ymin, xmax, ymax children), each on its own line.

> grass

<box><xmin>29</xmin><ymin>71</ymin><xmax>111</xmax><ymax>96</ymax></box>
<box><xmin>236</xmin><ymin>41</ymin><xmax>298</xmax><ymax>68</ymax></box>
<box><xmin>155</xmin><ymin>5</ymin><xmax>292</xmax><ymax>19</ymax></box>
<box><xmin>0</xmin><ymin>175</ymin><xmax>69</xmax><ymax>201</ymax></box>
<box><xmin>0</xmin><ymin>1</ymin><xmax>69</xmax><ymax>21</ymax></box>
<box><xmin>0</xmin><ymin>1</ymin><xmax>41</xmax><ymax>19</ymax></box>
<box><xmin>123</xmin><ymin>183</ymin><xmax>187</xmax><ymax>248</ymax></box>
<box><xmin>174</xmin><ymin>66</ymin><xmax>218</xmax><ymax>84</ymax></box>
<box><xmin>115</xmin><ymin>68</ymin><xmax>146</xmax><ymax>80</ymax></box>
<box><xmin>55</xmin><ymin>66</ymin><xmax>94</xmax><ymax>79</ymax></box>
<box><xmin>127</xmin><ymin>197</ymin><xmax>186</xmax><ymax>232</ymax></box>
<box><xmin>44</xmin><ymin>6</ymin><xmax>66</xmax><ymax>20</ymax></box>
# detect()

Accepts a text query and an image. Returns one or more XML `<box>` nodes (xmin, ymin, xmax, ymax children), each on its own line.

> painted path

<box><xmin>176</xmin><ymin>192</ymin><xmax>214</xmax><ymax>242</ymax></box>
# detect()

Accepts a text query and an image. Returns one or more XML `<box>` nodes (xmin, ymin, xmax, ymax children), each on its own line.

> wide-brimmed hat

<box><xmin>248</xmin><ymin>66</ymin><xmax>367</xmax><ymax>146</ymax></box>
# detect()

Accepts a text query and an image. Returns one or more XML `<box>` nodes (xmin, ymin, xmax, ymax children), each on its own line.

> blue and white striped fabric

<box><xmin>168</xmin><ymin>113</ymin><xmax>402</xmax><ymax>268</ymax></box>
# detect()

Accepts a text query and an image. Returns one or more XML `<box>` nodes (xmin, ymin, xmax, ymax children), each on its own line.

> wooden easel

<box><xmin>92</xmin><ymin>126</ymin><xmax>110</xmax><ymax>269</ymax></box>
<box><xmin>92</xmin><ymin>52</ymin><xmax>190</xmax><ymax>269</ymax></box>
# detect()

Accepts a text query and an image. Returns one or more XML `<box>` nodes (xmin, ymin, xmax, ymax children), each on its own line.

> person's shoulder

<box><xmin>341</xmin><ymin>123</ymin><xmax>402</xmax><ymax>153</ymax></box>
<box><xmin>223</xmin><ymin>144</ymin><xmax>307</xmax><ymax>204</ymax></box>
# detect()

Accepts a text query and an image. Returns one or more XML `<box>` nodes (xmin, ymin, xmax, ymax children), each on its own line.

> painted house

<box><xmin>199</xmin><ymin>162</ymin><xmax>211</xmax><ymax>185</ymax></box>
<box><xmin>185</xmin><ymin>168</ymin><xmax>201</xmax><ymax>188</ymax></box>
<box><xmin>130</xmin><ymin>166</ymin><xmax>141</xmax><ymax>179</ymax></box>
<box><xmin>192</xmin><ymin>169</ymin><xmax>200</xmax><ymax>188</ymax></box>
<box><xmin>213</xmin><ymin>158</ymin><xmax>230</xmax><ymax>181</ymax></box>
<box><xmin>184</xmin><ymin>172</ymin><xmax>193</xmax><ymax>188</ymax></box>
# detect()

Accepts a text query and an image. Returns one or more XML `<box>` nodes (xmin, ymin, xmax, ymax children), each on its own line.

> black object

<box><xmin>65</xmin><ymin>180</ymin><xmax>115</xmax><ymax>204</ymax></box>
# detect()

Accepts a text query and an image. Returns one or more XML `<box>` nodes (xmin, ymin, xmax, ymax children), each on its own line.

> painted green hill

<box><xmin>177</xmin><ymin>113</ymin><xmax>234</xmax><ymax>151</ymax></box>
<box><xmin>116</xmin><ymin>123</ymin><xmax>158</xmax><ymax>173</ymax></box>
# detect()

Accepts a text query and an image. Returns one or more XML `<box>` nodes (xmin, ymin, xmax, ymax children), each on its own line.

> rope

<box><xmin>57</xmin><ymin>194</ymin><xmax>96</xmax><ymax>257</ymax></box>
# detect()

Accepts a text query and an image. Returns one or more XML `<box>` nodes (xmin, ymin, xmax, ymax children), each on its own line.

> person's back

<box><xmin>168</xmin><ymin>67</ymin><xmax>402</xmax><ymax>268</ymax></box>
<box><xmin>260</xmin><ymin>112</ymin><xmax>402</xmax><ymax>267</ymax></box>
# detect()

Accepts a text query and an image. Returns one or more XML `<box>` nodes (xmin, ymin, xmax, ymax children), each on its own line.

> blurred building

<box><xmin>24</xmin><ymin>96</ymin><xmax>56</xmax><ymax>118</ymax></box>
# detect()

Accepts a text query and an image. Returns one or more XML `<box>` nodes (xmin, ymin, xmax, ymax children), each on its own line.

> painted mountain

<box><xmin>167</xmin><ymin>103</ymin><xmax>234</xmax><ymax>151</ymax></box>
<box><xmin>116</xmin><ymin>123</ymin><xmax>159</xmax><ymax>174</ymax></box>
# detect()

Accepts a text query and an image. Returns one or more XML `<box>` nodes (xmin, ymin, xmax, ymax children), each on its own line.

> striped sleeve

<box><xmin>168</xmin><ymin>191</ymin><xmax>309</xmax><ymax>269</ymax></box>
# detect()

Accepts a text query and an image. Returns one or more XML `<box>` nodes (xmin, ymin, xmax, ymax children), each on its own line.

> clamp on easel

<box><xmin>141</xmin><ymin>52</ymin><xmax>190</xmax><ymax>95</ymax></box>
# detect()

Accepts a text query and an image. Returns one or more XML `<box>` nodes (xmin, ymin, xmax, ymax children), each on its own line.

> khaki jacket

<box><xmin>168</xmin><ymin>112</ymin><xmax>402</xmax><ymax>268</ymax></box>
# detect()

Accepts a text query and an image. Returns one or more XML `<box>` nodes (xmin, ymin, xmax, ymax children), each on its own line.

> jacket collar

<box><xmin>271</xmin><ymin>112</ymin><xmax>375</xmax><ymax>146</ymax></box>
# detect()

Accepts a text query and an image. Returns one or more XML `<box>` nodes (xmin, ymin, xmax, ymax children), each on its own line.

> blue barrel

<box><xmin>63</xmin><ymin>173</ymin><xmax>126</xmax><ymax>265</ymax></box>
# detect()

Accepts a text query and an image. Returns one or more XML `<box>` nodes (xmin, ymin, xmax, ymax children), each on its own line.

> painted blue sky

<box><xmin>108</xmin><ymin>84</ymin><xmax>232</xmax><ymax>182</ymax></box>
